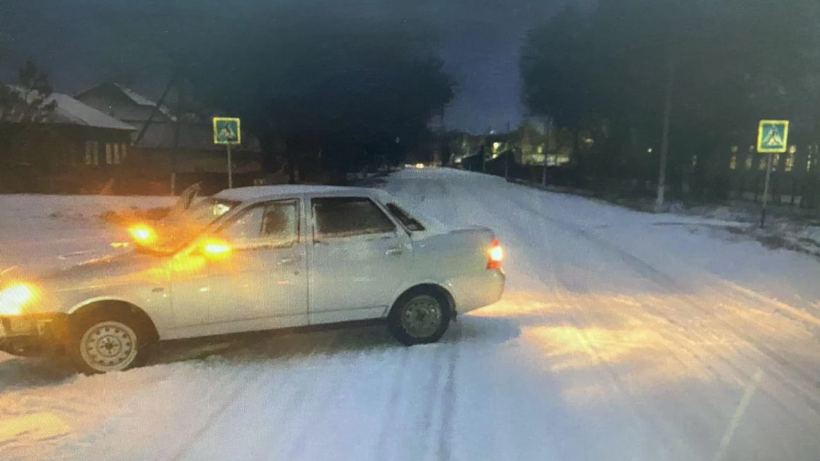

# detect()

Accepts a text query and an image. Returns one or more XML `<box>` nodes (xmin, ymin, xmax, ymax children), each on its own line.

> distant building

<box><xmin>75</xmin><ymin>82</ymin><xmax>175</xmax><ymax>126</ymax></box>
<box><xmin>75</xmin><ymin>82</ymin><xmax>262</xmax><ymax>186</ymax></box>
<box><xmin>0</xmin><ymin>89</ymin><xmax>135</xmax><ymax>192</ymax></box>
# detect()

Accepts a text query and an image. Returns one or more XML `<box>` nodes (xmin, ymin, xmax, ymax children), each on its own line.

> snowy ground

<box><xmin>2</xmin><ymin>168</ymin><xmax>820</xmax><ymax>460</ymax></box>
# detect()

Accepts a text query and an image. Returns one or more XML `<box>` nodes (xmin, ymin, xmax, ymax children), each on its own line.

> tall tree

<box><xmin>521</xmin><ymin>0</ymin><xmax>820</xmax><ymax>197</ymax></box>
<box><xmin>0</xmin><ymin>60</ymin><xmax>57</xmax><ymax>123</ymax></box>
<box><xmin>94</xmin><ymin>1</ymin><xmax>454</xmax><ymax>181</ymax></box>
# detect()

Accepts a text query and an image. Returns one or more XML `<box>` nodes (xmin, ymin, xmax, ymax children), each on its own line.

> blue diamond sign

<box><xmin>757</xmin><ymin>120</ymin><xmax>789</xmax><ymax>154</ymax></box>
<box><xmin>213</xmin><ymin>117</ymin><xmax>241</xmax><ymax>145</ymax></box>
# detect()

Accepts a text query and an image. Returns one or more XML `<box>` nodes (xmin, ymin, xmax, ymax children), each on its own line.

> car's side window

<box><xmin>312</xmin><ymin>197</ymin><xmax>397</xmax><ymax>240</ymax></box>
<box><xmin>219</xmin><ymin>206</ymin><xmax>265</xmax><ymax>244</ymax></box>
<box><xmin>262</xmin><ymin>200</ymin><xmax>299</xmax><ymax>247</ymax></box>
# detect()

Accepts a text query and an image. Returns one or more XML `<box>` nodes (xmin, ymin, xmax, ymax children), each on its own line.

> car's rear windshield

<box><xmin>385</xmin><ymin>203</ymin><xmax>426</xmax><ymax>232</ymax></box>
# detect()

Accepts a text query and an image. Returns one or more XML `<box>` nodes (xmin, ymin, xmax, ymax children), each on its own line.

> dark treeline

<box><xmin>520</xmin><ymin>0</ymin><xmax>820</xmax><ymax>200</ymax></box>
<box><xmin>91</xmin><ymin>0</ymin><xmax>454</xmax><ymax>182</ymax></box>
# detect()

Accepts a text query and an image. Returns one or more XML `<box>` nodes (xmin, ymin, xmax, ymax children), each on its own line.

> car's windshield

<box><xmin>148</xmin><ymin>198</ymin><xmax>239</xmax><ymax>253</ymax></box>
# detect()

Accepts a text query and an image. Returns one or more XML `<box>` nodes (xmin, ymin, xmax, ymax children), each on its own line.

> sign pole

<box><xmin>760</xmin><ymin>154</ymin><xmax>773</xmax><ymax>228</ymax></box>
<box><xmin>542</xmin><ymin>117</ymin><xmax>552</xmax><ymax>187</ymax></box>
<box><xmin>213</xmin><ymin>117</ymin><xmax>241</xmax><ymax>190</ymax></box>
<box><xmin>756</xmin><ymin>120</ymin><xmax>789</xmax><ymax>228</ymax></box>
<box><xmin>227</xmin><ymin>144</ymin><xmax>233</xmax><ymax>189</ymax></box>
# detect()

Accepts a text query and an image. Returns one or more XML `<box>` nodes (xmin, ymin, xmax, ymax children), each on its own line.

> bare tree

<box><xmin>0</xmin><ymin>60</ymin><xmax>58</xmax><ymax>123</ymax></box>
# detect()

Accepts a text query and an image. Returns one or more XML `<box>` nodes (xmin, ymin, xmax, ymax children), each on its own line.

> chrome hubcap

<box><xmin>401</xmin><ymin>295</ymin><xmax>442</xmax><ymax>338</ymax></box>
<box><xmin>80</xmin><ymin>321</ymin><xmax>138</xmax><ymax>372</ymax></box>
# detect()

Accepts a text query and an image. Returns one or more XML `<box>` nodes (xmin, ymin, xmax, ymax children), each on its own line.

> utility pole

<box><xmin>656</xmin><ymin>58</ymin><xmax>675</xmax><ymax>210</ymax></box>
<box><xmin>482</xmin><ymin>126</ymin><xmax>490</xmax><ymax>173</ymax></box>
<box><xmin>542</xmin><ymin>117</ymin><xmax>553</xmax><ymax>186</ymax></box>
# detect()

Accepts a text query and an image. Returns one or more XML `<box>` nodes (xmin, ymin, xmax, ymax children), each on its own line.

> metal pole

<box><xmin>656</xmin><ymin>58</ymin><xmax>675</xmax><ymax>210</ymax></box>
<box><xmin>227</xmin><ymin>144</ymin><xmax>233</xmax><ymax>189</ymax></box>
<box><xmin>542</xmin><ymin>117</ymin><xmax>552</xmax><ymax>187</ymax></box>
<box><xmin>504</xmin><ymin>148</ymin><xmax>509</xmax><ymax>180</ymax></box>
<box><xmin>761</xmin><ymin>154</ymin><xmax>773</xmax><ymax>227</ymax></box>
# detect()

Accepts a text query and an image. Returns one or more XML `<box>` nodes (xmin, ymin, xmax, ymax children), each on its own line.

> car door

<box><xmin>307</xmin><ymin>195</ymin><xmax>412</xmax><ymax>325</ymax></box>
<box><xmin>207</xmin><ymin>198</ymin><xmax>308</xmax><ymax>331</ymax></box>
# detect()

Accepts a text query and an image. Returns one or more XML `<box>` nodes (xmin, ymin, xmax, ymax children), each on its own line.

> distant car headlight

<box><xmin>0</xmin><ymin>283</ymin><xmax>39</xmax><ymax>316</ymax></box>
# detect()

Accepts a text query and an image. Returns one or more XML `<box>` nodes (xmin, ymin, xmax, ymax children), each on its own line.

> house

<box><xmin>74</xmin><ymin>82</ymin><xmax>175</xmax><ymax>126</ymax></box>
<box><xmin>75</xmin><ymin>83</ymin><xmax>264</xmax><ymax>192</ymax></box>
<box><xmin>0</xmin><ymin>90</ymin><xmax>136</xmax><ymax>193</ymax></box>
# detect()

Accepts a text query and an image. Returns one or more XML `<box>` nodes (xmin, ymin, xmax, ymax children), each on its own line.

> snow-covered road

<box><xmin>3</xmin><ymin>168</ymin><xmax>820</xmax><ymax>460</ymax></box>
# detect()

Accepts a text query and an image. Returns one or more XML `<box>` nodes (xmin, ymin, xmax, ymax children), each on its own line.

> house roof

<box><xmin>112</xmin><ymin>83</ymin><xmax>175</xmax><ymax>120</ymax></box>
<box><xmin>137</xmin><ymin>121</ymin><xmax>260</xmax><ymax>152</ymax></box>
<box><xmin>75</xmin><ymin>82</ymin><xmax>176</xmax><ymax>121</ymax></box>
<box><xmin>5</xmin><ymin>86</ymin><xmax>135</xmax><ymax>131</ymax></box>
<box><xmin>48</xmin><ymin>93</ymin><xmax>136</xmax><ymax>131</ymax></box>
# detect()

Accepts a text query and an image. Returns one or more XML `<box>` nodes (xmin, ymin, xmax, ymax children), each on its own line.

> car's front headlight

<box><xmin>0</xmin><ymin>283</ymin><xmax>39</xmax><ymax>316</ymax></box>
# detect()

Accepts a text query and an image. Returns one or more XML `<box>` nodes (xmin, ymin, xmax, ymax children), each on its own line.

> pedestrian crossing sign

<box><xmin>213</xmin><ymin>117</ymin><xmax>241</xmax><ymax>145</ymax></box>
<box><xmin>757</xmin><ymin>120</ymin><xmax>789</xmax><ymax>154</ymax></box>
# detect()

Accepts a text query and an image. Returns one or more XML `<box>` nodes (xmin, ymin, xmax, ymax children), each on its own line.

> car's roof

<box><xmin>213</xmin><ymin>185</ymin><xmax>378</xmax><ymax>202</ymax></box>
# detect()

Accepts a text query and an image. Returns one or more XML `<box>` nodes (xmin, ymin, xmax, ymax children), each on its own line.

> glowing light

<box><xmin>129</xmin><ymin>224</ymin><xmax>157</xmax><ymax>245</ymax></box>
<box><xmin>201</xmin><ymin>239</ymin><xmax>232</xmax><ymax>259</ymax></box>
<box><xmin>487</xmin><ymin>238</ymin><xmax>504</xmax><ymax>269</ymax></box>
<box><xmin>0</xmin><ymin>283</ymin><xmax>38</xmax><ymax>316</ymax></box>
<box><xmin>415</xmin><ymin>163</ymin><xmax>425</xmax><ymax>169</ymax></box>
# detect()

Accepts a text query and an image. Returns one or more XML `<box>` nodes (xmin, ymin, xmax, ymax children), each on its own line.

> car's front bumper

<box><xmin>0</xmin><ymin>314</ymin><xmax>69</xmax><ymax>357</ymax></box>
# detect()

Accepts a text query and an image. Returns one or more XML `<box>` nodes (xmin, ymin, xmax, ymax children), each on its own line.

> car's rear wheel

<box><xmin>388</xmin><ymin>288</ymin><xmax>451</xmax><ymax>346</ymax></box>
<box><xmin>69</xmin><ymin>313</ymin><xmax>147</xmax><ymax>374</ymax></box>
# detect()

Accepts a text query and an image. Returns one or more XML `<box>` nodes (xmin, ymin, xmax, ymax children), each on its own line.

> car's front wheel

<box><xmin>388</xmin><ymin>288</ymin><xmax>451</xmax><ymax>346</ymax></box>
<box><xmin>69</xmin><ymin>313</ymin><xmax>147</xmax><ymax>374</ymax></box>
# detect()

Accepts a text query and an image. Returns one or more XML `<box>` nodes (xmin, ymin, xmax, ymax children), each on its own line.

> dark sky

<box><xmin>0</xmin><ymin>0</ymin><xmax>566</xmax><ymax>133</ymax></box>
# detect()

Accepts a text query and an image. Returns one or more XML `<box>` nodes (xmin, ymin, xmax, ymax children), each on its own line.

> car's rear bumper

<box><xmin>0</xmin><ymin>314</ymin><xmax>69</xmax><ymax>357</ymax></box>
<box><xmin>450</xmin><ymin>269</ymin><xmax>506</xmax><ymax>315</ymax></box>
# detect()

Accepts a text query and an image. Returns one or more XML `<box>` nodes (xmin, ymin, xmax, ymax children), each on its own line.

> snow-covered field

<box><xmin>2</xmin><ymin>168</ymin><xmax>820</xmax><ymax>461</ymax></box>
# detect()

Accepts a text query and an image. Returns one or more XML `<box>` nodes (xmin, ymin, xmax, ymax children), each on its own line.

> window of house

<box><xmin>84</xmin><ymin>141</ymin><xmax>93</xmax><ymax>165</ymax></box>
<box><xmin>121</xmin><ymin>143</ymin><xmax>128</xmax><ymax>162</ymax></box>
<box><xmin>84</xmin><ymin>141</ymin><xmax>100</xmax><ymax>166</ymax></box>
<box><xmin>312</xmin><ymin>197</ymin><xmax>396</xmax><ymax>239</ymax></box>
<box><xmin>113</xmin><ymin>144</ymin><xmax>120</xmax><ymax>164</ymax></box>
<box><xmin>105</xmin><ymin>143</ymin><xmax>113</xmax><ymax>165</ymax></box>
<box><xmin>729</xmin><ymin>155</ymin><xmax>737</xmax><ymax>170</ymax></box>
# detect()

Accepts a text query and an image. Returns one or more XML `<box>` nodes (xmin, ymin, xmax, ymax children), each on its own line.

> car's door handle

<box><xmin>385</xmin><ymin>247</ymin><xmax>404</xmax><ymax>256</ymax></box>
<box><xmin>278</xmin><ymin>256</ymin><xmax>302</xmax><ymax>265</ymax></box>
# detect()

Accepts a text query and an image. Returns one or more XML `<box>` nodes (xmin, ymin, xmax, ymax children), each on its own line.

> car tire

<box><xmin>388</xmin><ymin>288</ymin><xmax>451</xmax><ymax>346</ymax></box>
<box><xmin>68</xmin><ymin>311</ymin><xmax>148</xmax><ymax>375</ymax></box>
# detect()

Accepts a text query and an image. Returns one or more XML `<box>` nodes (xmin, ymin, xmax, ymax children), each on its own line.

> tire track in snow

<box><xmin>433</xmin><ymin>333</ymin><xmax>460</xmax><ymax>461</ymax></box>
<box><xmin>168</xmin><ymin>331</ymin><xmax>342</xmax><ymax>461</ymax></box>
<box><xmin>373</xmin><ymin>347</ymin><xmax>412</xmax><ymax>460</ymax></box>
<box><xmin>480</xmin><ymin>184</ymin><xmax>820</xmax><ymax>456</ymax></box>
<box><xmin>506</xmin><ymin>188</ymin><xmax>820</xmax><ymax>419</ymax></box>
<box><xmin>535</xmin><ymin>218</ymin><xmax>699</xmax><ymax>461</ymax></box>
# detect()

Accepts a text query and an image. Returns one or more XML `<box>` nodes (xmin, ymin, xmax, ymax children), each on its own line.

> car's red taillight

<box><xmin>487</xmin><ymin>238</ymin><xmax>504</xmax><ymax>269</ymax></box>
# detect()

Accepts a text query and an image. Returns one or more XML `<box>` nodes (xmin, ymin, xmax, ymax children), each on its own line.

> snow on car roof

<box><xmin>214</xmin><ymin>185</ymin><xmax>377</xmax><ymax>202</ymax></box>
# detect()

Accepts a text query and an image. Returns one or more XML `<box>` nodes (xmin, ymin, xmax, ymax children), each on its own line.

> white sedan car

<box><xmin>0</xmin><ymin>186</ymin><xmax>505</xmax><ymax>374</ymax></box>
